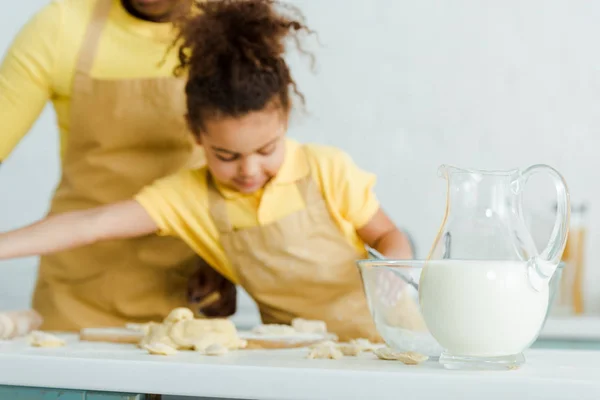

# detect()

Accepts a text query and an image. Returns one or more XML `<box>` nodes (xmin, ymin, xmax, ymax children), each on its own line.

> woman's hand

<box><xmin>187</xmin><ymin>258</ymin><xmax>237</xmax><ymax>318</ymax></box>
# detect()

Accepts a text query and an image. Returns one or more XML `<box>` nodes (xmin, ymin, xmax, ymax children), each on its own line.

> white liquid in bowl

<box><xmin>419</xmin><ymin>260</ymin><xmax>549</xmax><ymax>357</ymax></box>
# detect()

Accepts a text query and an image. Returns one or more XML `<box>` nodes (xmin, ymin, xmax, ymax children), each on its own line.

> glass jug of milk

<box><xmin>419</xmin><ymin>164</ymin><xmax>570</xmax><ymax>370</ymax></box>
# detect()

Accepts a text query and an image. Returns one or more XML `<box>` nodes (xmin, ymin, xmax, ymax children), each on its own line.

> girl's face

<box><xmin>198</xmin><ymin>108</ymin><xmax>287</xmax><ymax>194</ymax></box>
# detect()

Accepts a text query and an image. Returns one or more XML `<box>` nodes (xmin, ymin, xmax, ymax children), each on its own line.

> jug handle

<box><xmin>517</xmin><ymin>164</ymin><xmax>571</xmax><ymax>290</ymax></box>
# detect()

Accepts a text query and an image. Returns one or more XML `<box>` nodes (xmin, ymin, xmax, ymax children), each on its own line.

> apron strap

<box><xmin>296</xmin><ymin>147</ymin><xmax>317</xmax><ymax>207</ymax></box>
<box><xmin>74</xmin><ymin>0</ymin><xmax>112</xmax><ymax>87</ymax></box>
<box><xmin>206</xmin><ymin>172</ymin><xmax>234</xmax><ymax>234</ymax></box>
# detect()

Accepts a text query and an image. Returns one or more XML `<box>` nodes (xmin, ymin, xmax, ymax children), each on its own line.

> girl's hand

<box><xmin>0</xmin><ymin>200</ymin><xmax>158</xmax><ymax>260</ymax></box>
<box><xmin>187</xmin><ymin>258</ymin><xmax>237</xmax><ymax>317</ymax></box>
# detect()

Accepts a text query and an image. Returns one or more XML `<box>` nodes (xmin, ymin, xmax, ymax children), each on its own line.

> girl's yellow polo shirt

<box><xmin>134</xmin><ymin>139</ymin><xmax>380</xmax><ymax>283</ymax></box>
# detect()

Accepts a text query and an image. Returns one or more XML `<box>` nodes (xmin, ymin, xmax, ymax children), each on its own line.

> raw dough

<box><xmin>307</xmin><ymin>341</ymin><xmax>343</xmax><ymax>360</ymax></box>
<box><xmin>144</xmin><ymin>342</ymin><xmax>178</xmax><ymax>356</ymax></box>
<box><xmin>204</xmin><ymin>343</ymin><xmax>229</xmax><ymax>356</ymax></box>
<box><xmin>137</xmin><ymin>307</ymin><xmax>245</xmax><ymax>354</ymax></box>
<box><xmin>138</xmin><ymin>322</ymin><xmax>178</xmax><ymax>349</ymax></box>
<box><xmin>374</xmin><ymin>347</ymin><xmax>428</xmax><ymax>365</ymax></box>
<box><xmin>252</xmin><ymin>324</ymin><xmax>296</xmax><ymax>335</ymax></box>
<box><xmin>164</xmin><ymin>307</ymin><xmax>195</xmax><ymax>323</ymax></box>
<box><xmin>29</xmin><ymin>331</ymin><xmax>65</xmax><ymax>348</ymax></box>
<box><xmin>170</xmin><ymin>319</ymin><xmax>243</xmax><ymax>350</ymax></box>
<box><xmin>291</xmin><ymin>318</ymin><xmax>327</xmax><ymax>334</ymax></box>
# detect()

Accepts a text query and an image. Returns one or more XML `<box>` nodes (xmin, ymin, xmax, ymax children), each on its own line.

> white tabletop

<box><xmin>0</xmin><ymin>334</ymin><xmax>599</xmax><ymax>400</ymax></box>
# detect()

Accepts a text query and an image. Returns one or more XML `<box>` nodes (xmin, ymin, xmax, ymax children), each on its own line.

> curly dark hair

<box><xmin>172</xmin><ymin>0</ymin><xmax>315</xmax><ymax>136</ymax></box>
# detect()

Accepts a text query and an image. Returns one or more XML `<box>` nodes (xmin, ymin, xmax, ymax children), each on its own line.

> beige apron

<box><xmin>207</xmin><ymin>160</ymin><xmax>381</xmax><ymax>342</ymax></box>
<box><xmin>32</xmin><ymin>0</ymin><xmax>201</xmax><ymax>331</ymax></box>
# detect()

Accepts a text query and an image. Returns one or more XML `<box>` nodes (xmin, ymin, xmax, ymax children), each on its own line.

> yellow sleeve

<box><xmin>310</xmin><ymin>145</ymin><xmax>380</xmax><ymax>229</ymax></box>
<box><xmin>0</xmin><ymin>2</ymin><xmax>62</xmax><ymax>160</ymax></box>
<box><xmin>134</xmin><ymin>169</ymin><xmax>236</xmax><ymax>282</ymax></box>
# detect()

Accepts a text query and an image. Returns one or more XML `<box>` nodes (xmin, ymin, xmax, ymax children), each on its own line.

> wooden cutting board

<box><xmin>79</xmin><ymin>327</ymin><xmax>332</xmax><ymax>349</ymax></box>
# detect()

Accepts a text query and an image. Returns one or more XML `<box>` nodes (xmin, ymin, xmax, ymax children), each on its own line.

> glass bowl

<box><xmin>356</xmin><ymin>259</ymin><xmax>564</xmax><ymax>360</ymax></box>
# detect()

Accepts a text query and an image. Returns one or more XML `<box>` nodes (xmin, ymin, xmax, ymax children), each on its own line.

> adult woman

<box><xmin>0</xmin><ymin>0</ymin><xmax>235</xmax><ymax>330</ymax></box>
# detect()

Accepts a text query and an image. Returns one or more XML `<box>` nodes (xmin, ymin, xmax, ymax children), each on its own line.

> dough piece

<box><xmin>164</xmin><ymin>307</ymin><xmax>195</xmax><ymax>324</ymax></box>
<box><xmin>170</xmin><ymin>319</ymin><xmax>243</xmax><ymax>350</ymax></box>
<box><xmin>374</xmin><ymin>347</ymin><xmax>428</xmax><ymax>365</ymax></box>
<box><xmin>139</xmin><ymin>322</ymin><xmax>177</xmax><ymax>349</ymax></box>
<box><xmin>291</xmin><ymin>318</ymin><xmax>328</xmax><ymax>334</ymax></box>
<box><xmin>204</xmin><ymin>343</ymin><xmax>229</xmax><ymax>356</ymax></box>
<box><xmin>349</xmin><ymin>338</ymin><xmax>378</xmax><ymax>352</ymax></box>
<box><xmin>338</xmin><ymin>343</ymin><xmax>361</xmax><ymax>356</ymax></box>
<box><xmin>336</xmin><ymin>339</ymin><xmax>376</xmax><ymax>356</ymax></box>
<box><xmin>29</xmin><ymin>331</ymin><xmax>65</xmax><ymax>348</ymax></box>
<box><xmin>307</xmin><ymin>342</ymin><xmax>343</xmax><ymax>360</ymax></box>
<box><xmin>252</xmin><ymin>324</ymin><xmax>296</xmax><ymax>335</ymax></box>
<box><xmin>144</xmin><ymin>342</ymin><xmax>178</xmax><ymax>356</ymax></box>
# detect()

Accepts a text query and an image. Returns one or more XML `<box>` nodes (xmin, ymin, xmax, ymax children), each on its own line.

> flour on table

<box><xmin>29</xmin><ymin>331</ymin><xmax>65</xmax><ymax>348</ymax></box>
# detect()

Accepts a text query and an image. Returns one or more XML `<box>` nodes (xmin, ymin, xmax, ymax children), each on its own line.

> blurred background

<box><xmin>0</xmin><ymin>0</ymin><xmax>595</xmax><ymax>333</ymax></box>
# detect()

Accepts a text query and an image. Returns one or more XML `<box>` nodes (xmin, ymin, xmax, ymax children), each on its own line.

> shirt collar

<box><xmin>212</xmin><ymin>138</ymin><xmax>309</xmax><ymax>200</ymax></box>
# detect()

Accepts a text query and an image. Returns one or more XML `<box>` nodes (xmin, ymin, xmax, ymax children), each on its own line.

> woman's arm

<box><xmin>0</xmin><ymin>200</ymin><xmax>158</xmax><ymax>260</ymax></box>
<box><xmin>357</xmin><ymin>207</ymin><xmax>413</xmax><ymax>259</ymax></box>
<box><xmin>0</xmin><ymin>2</ymin><xmax>61</xmax><ymax>162</ymax></box>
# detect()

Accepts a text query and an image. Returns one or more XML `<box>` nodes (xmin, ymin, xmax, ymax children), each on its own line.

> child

<box><xmin>0</xmin><ymin>0</ymin><xmax>412</xmax><ymax>341</ymax></box>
